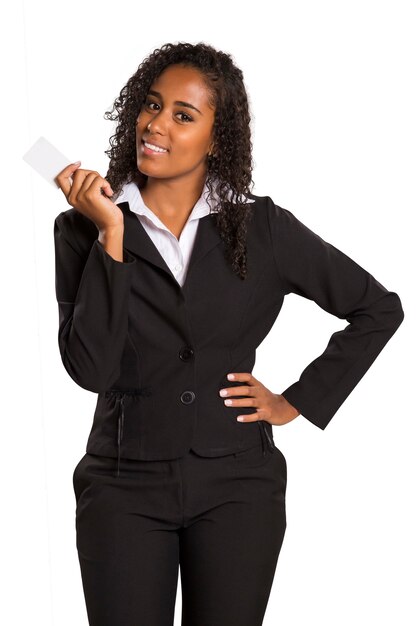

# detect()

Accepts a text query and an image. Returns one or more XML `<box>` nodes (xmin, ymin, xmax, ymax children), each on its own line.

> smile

<box><xmin>142</xmin><ymin>141</ymin><xmax>168</xmax><ymax>155</ymax></box>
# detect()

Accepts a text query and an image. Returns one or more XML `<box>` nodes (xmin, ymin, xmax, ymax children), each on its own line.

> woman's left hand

<box><xmin>219</xmin><ymin>372</ymin><xmax>300</xmax><ymax>426</ymax></box>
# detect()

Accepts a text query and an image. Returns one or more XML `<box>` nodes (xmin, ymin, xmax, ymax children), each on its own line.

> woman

<box><xmin>54</xmin><ymin>42</ymin><xmax>404</xmax><ymax>626</ymax></box>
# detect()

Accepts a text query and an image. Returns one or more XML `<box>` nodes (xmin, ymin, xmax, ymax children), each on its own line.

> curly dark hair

<box><xmin>103</xmin><ymin>41</ymin><xmax>255</xmax><ymax>280</ymax></box>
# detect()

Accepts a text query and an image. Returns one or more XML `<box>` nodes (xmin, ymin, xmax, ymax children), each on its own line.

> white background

<box><xmin>2</xmin><ymin>0</ymin><xmax>415</xmax><ymax>624</ymax></box>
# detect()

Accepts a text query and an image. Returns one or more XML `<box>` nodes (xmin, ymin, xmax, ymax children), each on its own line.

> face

<box><xmin>135</xmin><ymin>64</ymin><xmax>216</xmax><ymax>182</ymax></box>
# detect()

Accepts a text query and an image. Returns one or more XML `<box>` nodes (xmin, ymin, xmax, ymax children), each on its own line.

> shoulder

<box><xmin>244</xmin><ymin>192</ymin><xmax>293</xmax><ymax>229</ymax></box>
<box><xmin>250</xmin><ymin>193</ymin><xmax>318</xmax><ymax>234</ymax></box>
<box><xmin>246</xmin><ymin>194</ymin><xmax>329</xmax><ymax>258</ymax></box>
<box><xmin>245</xmin><ymin>191</ymin><xmax>286</xmax><ymax>215</ymax></box>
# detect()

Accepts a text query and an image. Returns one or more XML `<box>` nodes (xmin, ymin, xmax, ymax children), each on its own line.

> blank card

<box><xmin>22</xmin><ymin>136</ymin><xmax>72</xmax><ymax>188</ymax></box>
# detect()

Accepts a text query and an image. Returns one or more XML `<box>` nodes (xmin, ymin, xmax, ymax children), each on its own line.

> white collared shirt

<box><xmin>114</xmin><ymin>179</ymin><xmax>255</xmax><ymax>287</ymax></box>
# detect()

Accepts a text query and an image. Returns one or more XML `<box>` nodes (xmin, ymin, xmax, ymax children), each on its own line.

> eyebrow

<box><xmin>147</xmin><ymin>90</ymin><xmax>203</xmax><ymax>115</ymax></box>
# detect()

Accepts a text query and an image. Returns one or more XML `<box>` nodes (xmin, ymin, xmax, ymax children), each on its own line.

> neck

<box><xmin>140</xmin><ymin>171</ymin><xmax>209</xmax><ymax>221</ymax></box>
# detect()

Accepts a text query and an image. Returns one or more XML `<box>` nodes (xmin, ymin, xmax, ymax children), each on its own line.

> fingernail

<box><xmin>227</xmin><ymin>373</ymin><xmax>235</xmax><ymax>380</ymax></box>
<box><xmin>73</xmin><ymin>161</ymin><xmax>81</xmax><ymax>165</ymax></box>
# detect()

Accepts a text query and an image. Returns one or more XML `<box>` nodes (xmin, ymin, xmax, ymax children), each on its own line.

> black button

<box><xmin>180</xmin><ymin>390</ymin><xmax>195</xmax><ymax>405</ymax></box>
<box><xmin>179</xmin><ymin>346</ymin><xmax>194</xmax><ymax>361</ymax></box>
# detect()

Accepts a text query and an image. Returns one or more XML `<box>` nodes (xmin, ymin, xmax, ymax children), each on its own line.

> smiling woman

<box><xmin>134</xmin><ymin>64</ymin><xmax>218</xmax><ymax>235</ymax></box>
<box><xmin>53</xmin><ymin>40</ymin><xmax>404</xmax><ymax>626</ymax></box>
<box><xmin>103</xmin><ymin>43</ymin><xmax>255</xmax><ymax>280</ymax></box>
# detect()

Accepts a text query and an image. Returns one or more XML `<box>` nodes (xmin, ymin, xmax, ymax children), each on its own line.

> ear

<box><xmin>207</xmin><ymin>131</ymin><xmax>217</xmax><ymax>157</ymax></box>
<box><xmin>208</xmin><ymin>140</ymin><xmax>217</xmax><ymax>158</ymax></box>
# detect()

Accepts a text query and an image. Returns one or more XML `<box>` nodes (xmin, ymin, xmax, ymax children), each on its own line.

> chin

<box><xmin>137</xmin><ymin>167</ymin><xmax>165</xmax><ymax>179</ymax></box>
<box><xmin>137</xmin><ymin>162</ymin><xmax>154</xmax><ymax>176</ymax></box>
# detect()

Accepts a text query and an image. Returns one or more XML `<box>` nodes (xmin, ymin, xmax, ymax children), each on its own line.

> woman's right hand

<box><xmin>55</xmin><ymin>162</ymin><xmax>124</xmax><ymax>231</ymax></box>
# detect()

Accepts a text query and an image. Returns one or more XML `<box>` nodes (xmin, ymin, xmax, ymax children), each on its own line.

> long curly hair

<box><xmin>103</xmin><ymin>41</ymin><xmax>255</xmax><ymax>280</ymax></box>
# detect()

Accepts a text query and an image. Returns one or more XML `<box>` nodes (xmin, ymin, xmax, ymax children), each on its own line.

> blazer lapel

<box><xmin>117</xmin><ymin>200</ymin><xmax>223</xmax><ymax>285</ymax></box>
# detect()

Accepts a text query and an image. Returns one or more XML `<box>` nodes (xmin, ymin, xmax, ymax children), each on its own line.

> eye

<box><xmin>145</xmin><ymin>101</ymin><xmax>159</xmax><ymax>111</ymax></box>
<box><xmin>176</xmin><ymin>112</ymin><xmax>193</xmax><ymax>123</ymax></box>
<box><xmin>144</xmin><ymin>100</ymin><xmax>193</xmax><ymax>123</ymax></box>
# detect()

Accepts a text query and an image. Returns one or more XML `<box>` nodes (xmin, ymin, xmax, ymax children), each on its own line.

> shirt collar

<box><xmin>114</xmin><ymin>176</ymin><xmax>255</xmax><ymax>225</ymax></box>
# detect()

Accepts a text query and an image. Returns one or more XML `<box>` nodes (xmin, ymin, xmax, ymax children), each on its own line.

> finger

<box><xmin>227</xmin><ymin>372</ymin><xmax>254</xmax><ymax>383</ymax></box>
<box><xmin>92</xmin><ymin>175</ymin><xmax>114</xmax><ymax>197</ymax></box>
<box><xmin>82</xmin><ymin>172</ymin><xmax>114</xmax><ymax>198</ymax></box>
<box><xmin>236</xmin><ymin>412</ymin><xmax>262</xmax><ymax>422</ymax></box>
<box><xmin>222</xmin><ymin>397</ymin><xmax>256</xmax><ymax>408</ymax></box>
<box><xmin>219</xmin><ymin>385</ymin><xmax>253</xmax><ymax>397</ymax></box>
<box><xmin>102</xmin><ymin>178</ymin><xmax>114</xmax><ymax>197</ymax></box>
<box><xmin>67</xmin><ymin>168</ymin><xmax>94</xmax><ymax>202</ymax></box>
<box><xmin>55</xmin><ymin>161</ymin><xmax>81</xmax><ymax>197</ymax></box>
<box><xmin>69</xmin><ymin>168</ymin><xmax>108</xmax><ymax>200</ymax></box>
<box><xmin>77</xmin><ymin>171</ymin><xmax>102</xmax><ymax>194</ymax></box>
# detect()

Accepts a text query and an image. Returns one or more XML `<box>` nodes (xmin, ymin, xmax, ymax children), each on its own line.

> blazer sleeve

<box><xmin>267</xmin><ymin>200</ymin><xmax>404</xmax><ymax>430</ymax></box>
<box><xmin>54</xmin><ymin>211</ymin><xmax>137</xmax><ymax>393</ymax></box>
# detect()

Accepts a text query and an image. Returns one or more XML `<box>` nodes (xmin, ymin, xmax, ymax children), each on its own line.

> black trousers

<box><xmin>72</xmin><ymin>433</ymin><xmax>288</xmax><ymax>626</ymax></box>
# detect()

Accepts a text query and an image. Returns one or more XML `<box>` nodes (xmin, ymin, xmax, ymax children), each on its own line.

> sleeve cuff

<box><xmin>96</xmin><ymin>239</ymin><xmax>137</xmax><ymax>265</ymax></box>
<box><xmin>280</xmin><ymin>385</ymin><xmax>330</xmax><ymax>430</ymax></box>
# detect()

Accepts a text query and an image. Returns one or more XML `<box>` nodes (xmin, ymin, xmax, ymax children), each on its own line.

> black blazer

<box><xmin>54</xmin><ymin>193</ymin><xmax>404</xmax><ymax>467</ymax></box>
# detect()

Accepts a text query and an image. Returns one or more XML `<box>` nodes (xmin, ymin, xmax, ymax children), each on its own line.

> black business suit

<box><xmin>54</xmin><ymin>192</ymin><xmax>404</xmax><ymax>625</ymax></box>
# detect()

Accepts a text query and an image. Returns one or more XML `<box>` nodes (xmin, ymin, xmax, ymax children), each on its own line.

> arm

<box><xmin>267</xmin><ymin>200</ymin><xmax>404</xmax><ymax>430</ymax></box>
<box><xmin>53</xmin><ymin>211</ymin><xmax>137</xmax><ymax>393</ymax></box>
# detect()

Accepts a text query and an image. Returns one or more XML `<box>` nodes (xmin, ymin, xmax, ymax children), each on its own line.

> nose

<box><xmin>145</xmin><ymin>109</ymin><xmax>171</xmax><ymax>135</ymax></box>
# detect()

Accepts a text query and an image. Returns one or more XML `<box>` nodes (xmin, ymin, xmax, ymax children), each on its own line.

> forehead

<box><xmin>149</xmin><ymin>65</ymin><xmax>212</xmax><ymax>109</ymax></box>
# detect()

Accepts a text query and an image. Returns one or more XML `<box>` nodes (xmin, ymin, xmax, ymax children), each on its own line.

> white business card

<box><xmin>22</xmin><ymin>136</ymin><xmax>72</xmax><ymax>188</ymax></box>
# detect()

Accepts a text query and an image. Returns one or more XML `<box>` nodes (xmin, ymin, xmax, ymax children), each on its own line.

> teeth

<box><xmin>144</xmin><ymin>141</ymin><xmax>167</xmax><ymax>153</ymax></box>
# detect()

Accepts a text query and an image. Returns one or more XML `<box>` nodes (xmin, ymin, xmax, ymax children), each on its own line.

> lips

<box><xmin>142</xmin><ymin>139</ymin><xmax>169</xmax><ymax>151</ymax></box>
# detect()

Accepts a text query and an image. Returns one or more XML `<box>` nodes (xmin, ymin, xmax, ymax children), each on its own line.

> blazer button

<box><xmin>179</xmin><ymin>346</ymin><xmax>194</xmax><ymax>361</ymax></box>
<box><xmin>180</xmin><ymin>390</ymin><xmax>195</xmax><ymax>405</ymax></box>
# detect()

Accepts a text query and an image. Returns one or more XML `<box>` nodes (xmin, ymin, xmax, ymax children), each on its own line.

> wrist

<box><xmin>99</xmin><ymin>222</ymin><xmax>124</xmax><ymax>236</ymax></box>
<box><xmin>275</xmin><ymin>393</ymin><xmax>301</xmax><ymax>418</ymax></box>
<box><xmin>98</xmin><ymin>224</ymin><xmax>125</xmax><ymax>262</ymax></box>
